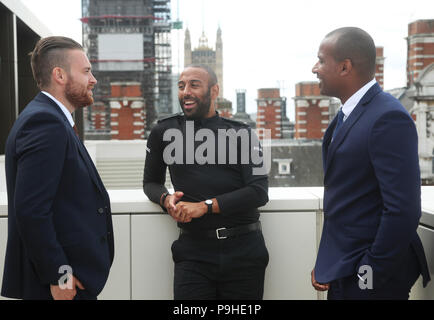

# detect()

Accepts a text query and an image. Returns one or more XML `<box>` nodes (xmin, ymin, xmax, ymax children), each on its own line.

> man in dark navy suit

<box><xmin>1</xmin><ymin>37</ymin><xmax>114</xmax><ymax>300</ymax></box>
<box><xmin>310</xmin><ymin>27</ymin><xmax>430</xmax><ymax>299</ymax></box>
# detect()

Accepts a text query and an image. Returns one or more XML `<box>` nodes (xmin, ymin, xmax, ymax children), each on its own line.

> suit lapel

<box><xmin>36</xmin><ymin>92</ymin><xmax>106</xmax><ymax>196</ymax></box>
<box><xmin>73</xmin><ymin>133</ymin><xmax>106</xmax><ymax>196</ymax></box>
<box><xmin>324</xmin><ymin>83</ymin><xmax>382</xmax><ymax>174</ymax></box>
<box><xmin>322</xmin><ymin>116</ymin><xmax>336</xmax><ymax>172</ymax></box>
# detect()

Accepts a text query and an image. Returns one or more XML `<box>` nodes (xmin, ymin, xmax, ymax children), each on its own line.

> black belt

<box><xmin>179</xmin><ymin>221</ymin><xmax>262</xmax><ymax>240</ymax></box>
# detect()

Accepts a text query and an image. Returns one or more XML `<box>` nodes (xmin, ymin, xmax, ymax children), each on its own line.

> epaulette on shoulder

<box><xmin>157</xmin><ymin>112</ymin><xmax>183</xmax><ymax>123</ymax></box>
<box><xmin>221</xmin><ymin>117</ymin><xmax>250</xmax><ymax>128</ymax></box>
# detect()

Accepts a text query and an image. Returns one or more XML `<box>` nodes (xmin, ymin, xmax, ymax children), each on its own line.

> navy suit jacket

<box><xmin>314</xmin><ymin>83</ymin><xmax>430</xmax><ymax>289</ymax></box>
<box><xmin>1</xmin><ymin>93</ymin><xmax>114</xmax><ymax>299</ymax></box>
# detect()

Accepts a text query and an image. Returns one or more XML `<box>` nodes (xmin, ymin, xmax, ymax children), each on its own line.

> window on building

<box><xmin>279</xmin><ymin>162</ymin><xmax>290</xmax><ymax>175</ymax></box>
<box><xmin>274</xmin><ymin>159</ymin><xmax>293</xmax><ymax>175</ymax></box>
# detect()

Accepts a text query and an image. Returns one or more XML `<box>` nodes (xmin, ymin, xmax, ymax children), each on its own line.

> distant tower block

<box><xmin>375</xmin><ymin>47</ymin><xmax>385</xmax><ymax>88</ymax></box>
<box><xmin>110</xmin><ymin>82</ymin><xmax>146</xmax><ymax>140</ymax></box>
<box><xmin>233</xmin><ymin>89</ymin><xmax>255</xmax><ymax>128</ymax></box>
<box><xmin>256</xmin><ymin>88</ymin><xmax>283</xmax><ymax>140</ymax></box>
<box><xmin>406</xmin><ymin>19</ymin><xmax>434</xmax><ymax>87</ymax></box>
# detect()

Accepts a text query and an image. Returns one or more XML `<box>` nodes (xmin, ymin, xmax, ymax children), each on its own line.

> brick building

<box><xmin>293</xmin><ymin>82</ymin><xmax>339</xmax><ymax>139</ymax></box>
<box><xmin>375</xmin><ymin>46</ymin><xmax>385</xmax><ymax>88</ymax></box>
<box><xmin>83</xmin><ymin>102</ymin><xmax>108</xmax><ymax>135</ymax></box>
<box><xmin>109</xmin><ymin>82</ymin><xmax>146</xmax><ymax>140</ymax></box>
<box><xmin>387</xmin><ymin>19</ymin><xmax>434</xmax><ymax>183</ymax></box>
<box><xmin>256</xmin><ymin>88</ymin><xmax>284</xmax><ymax>140</ymax></box>
<box><xmin>407</xmin><ymin>19</ymin><xmax>434</xmax><ymax>87</ymax></box>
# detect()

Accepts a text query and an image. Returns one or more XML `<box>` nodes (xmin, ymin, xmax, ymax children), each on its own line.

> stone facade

<box><xmin>184</xmin><ymin>27</ymin><xmax>224</xmax><ymax>98</ymax></box>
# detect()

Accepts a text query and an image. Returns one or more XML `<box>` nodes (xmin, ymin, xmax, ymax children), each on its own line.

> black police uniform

<box><xmin>143</xmin><ymin>112</ymin><xmax>269</xmax><ymax>299</ymax></box>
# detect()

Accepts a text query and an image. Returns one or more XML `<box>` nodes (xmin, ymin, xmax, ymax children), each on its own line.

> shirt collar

<box><xmin>341</xmin><ymin>78</ymin><xmax>376</xmax><ymax>120</ymax></box>
<box><xmin>187</xmin><ymin>111</ymin><xmax>220</xmax><ymax>125</ymax></box>
<box><xmin>41</xmin><ymin>91</ymin><xmax>75</xmax><ymax>127</ymax></box>
<box><xmin>201</xmin><ymin>111</ymin><xmax>220</xmax><ymax>123</ymax></box>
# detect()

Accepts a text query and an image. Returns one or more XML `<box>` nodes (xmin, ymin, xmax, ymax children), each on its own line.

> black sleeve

<box><xmin>143</xmin><ymin>125</ymin><xmax>168</xmax><ymax>204</ymax></box>
<box><xmin>215</xmin><ymin>128</ymin><xmax>269</xmax><ymax>214</ymax></box>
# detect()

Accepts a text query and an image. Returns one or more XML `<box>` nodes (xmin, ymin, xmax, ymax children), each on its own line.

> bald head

<box><xmin>185</xmin><ymin>64</ymin><xmax>218</xmax><ymax>89</ymax></box>
<box><xmin>325</xmin><ymin>27</ymin><xmax>376</xmax><ymax>80</ymax></box>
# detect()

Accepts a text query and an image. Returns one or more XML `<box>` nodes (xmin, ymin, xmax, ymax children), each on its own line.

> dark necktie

<box><xmin>73</xmin><ymin>124</ymin><xmax>79</xmax><ymax>138</ymax></box>
<box><xmin>332</xmin><ymin>109</ymin><xmax>345</xmax><ymax>141</ymax></box>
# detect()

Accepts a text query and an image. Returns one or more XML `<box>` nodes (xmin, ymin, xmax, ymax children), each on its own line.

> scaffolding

<box><xmin>81</xmin><ymin>0</ymin><xmax>172</xmax><ymax>139</ymax></box>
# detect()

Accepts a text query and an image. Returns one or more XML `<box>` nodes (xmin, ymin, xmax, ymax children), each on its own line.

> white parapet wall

<box><xmin>0</xmin><ymin>188</ymin><xmax>324</xmax><ymax>300</ymax></box>
<box><xmin>1</xmin><ymin>187</ymin><xmax>433</xmax><ymax>300</ymax></box>
<box><xmin>0</xmin><ymin>156</ymin><xmax>5</xmax><ymax>193</ymax></box>
<box><xmin>84</xmin><ymin>140</ymin><xmax>147</xmax><ymax>190</ymax></box>
<box><xmin>96</xmin><ymin>188</ymin><xmax>324</xmax><ymax>300</ymax></box>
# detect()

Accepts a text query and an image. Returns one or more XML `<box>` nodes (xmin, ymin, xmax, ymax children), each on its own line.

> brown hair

<box><xmin>30</xmin><ymin>36</ymin><xmax>83</xmax><ymax>90</ymax></box>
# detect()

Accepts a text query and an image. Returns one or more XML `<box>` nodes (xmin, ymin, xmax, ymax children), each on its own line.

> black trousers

<box><xmin>171</xmin><ymin>229</ymin><xmax>269</xmax><ymax>300</ymax></box>
<box><xmin>73</xmin><ymin>288</ymin><xmax>97</xmax><ymax>300</ymax></box>
<box><xmin>327</xmin><ymin>246</ymin><xmax>421</xmax><ymax>300</ymax></box>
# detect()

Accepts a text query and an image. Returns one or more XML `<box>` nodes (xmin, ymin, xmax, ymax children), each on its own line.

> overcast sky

<box><xmin>20</xmin><ymin>0</ymin><xmax>433</xmax><ymax>119</ymax></box>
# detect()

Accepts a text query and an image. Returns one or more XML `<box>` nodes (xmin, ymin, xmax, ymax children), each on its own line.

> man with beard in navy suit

<box><xmin>1</xmin><ymin>37</ymin><xmax>114</xmax><ymax>300</ymax></box>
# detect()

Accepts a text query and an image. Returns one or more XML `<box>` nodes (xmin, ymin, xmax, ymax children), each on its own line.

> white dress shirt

<box><xmin>341</xmin><ymin>78</ymin><xmax>377</xmax><ymax>122</ymax></box>
<box><xmin>41</xmin><ymin>91</ymin><xmax>75</xmax><ymax>127</ymax></box>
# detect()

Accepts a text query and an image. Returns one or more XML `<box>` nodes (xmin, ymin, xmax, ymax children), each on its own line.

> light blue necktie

<box><xmin>332</xmin><ymin>109</ymin><xmax>345</xmax><ymax>141</ymax></box>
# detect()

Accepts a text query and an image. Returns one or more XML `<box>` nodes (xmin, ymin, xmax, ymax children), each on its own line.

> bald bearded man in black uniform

<box><xmin>143</xmin><ymin>64</ymin><xmax>269</xmax><ymax>300</ymax></box>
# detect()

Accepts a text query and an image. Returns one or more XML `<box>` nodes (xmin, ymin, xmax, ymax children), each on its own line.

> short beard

<box><xmin>180</xmin><ymin>89</ymin><xmax>211</xmax><ymax>120</ymax></box>
<box><xmin>65</xmin><ymin>77</ymin><xmax>94</xmax><ymax>109</ymax></box>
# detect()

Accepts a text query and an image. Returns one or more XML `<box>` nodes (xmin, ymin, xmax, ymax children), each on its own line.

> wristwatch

<box><xmin>205</xmin><ymin>199</ymin><xmax>213</xmax><ymax>214</ymax></box>
<box><xmin>160</xmin><ymin>192</ymin><xmax>170</xmax><ymax>212</ymax></box>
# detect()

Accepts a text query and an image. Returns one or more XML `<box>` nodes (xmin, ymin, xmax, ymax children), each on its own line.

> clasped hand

<box><xmin>164</xmin><ymin>191</ymin><xmax>207</xmax><ymax>223</ymax></box>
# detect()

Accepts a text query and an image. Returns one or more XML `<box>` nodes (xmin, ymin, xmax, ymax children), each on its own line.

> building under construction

<box><xmin>81</xmin><ymin>0</ymin><xmax>172</xmax><ymax>139</ymax></box>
